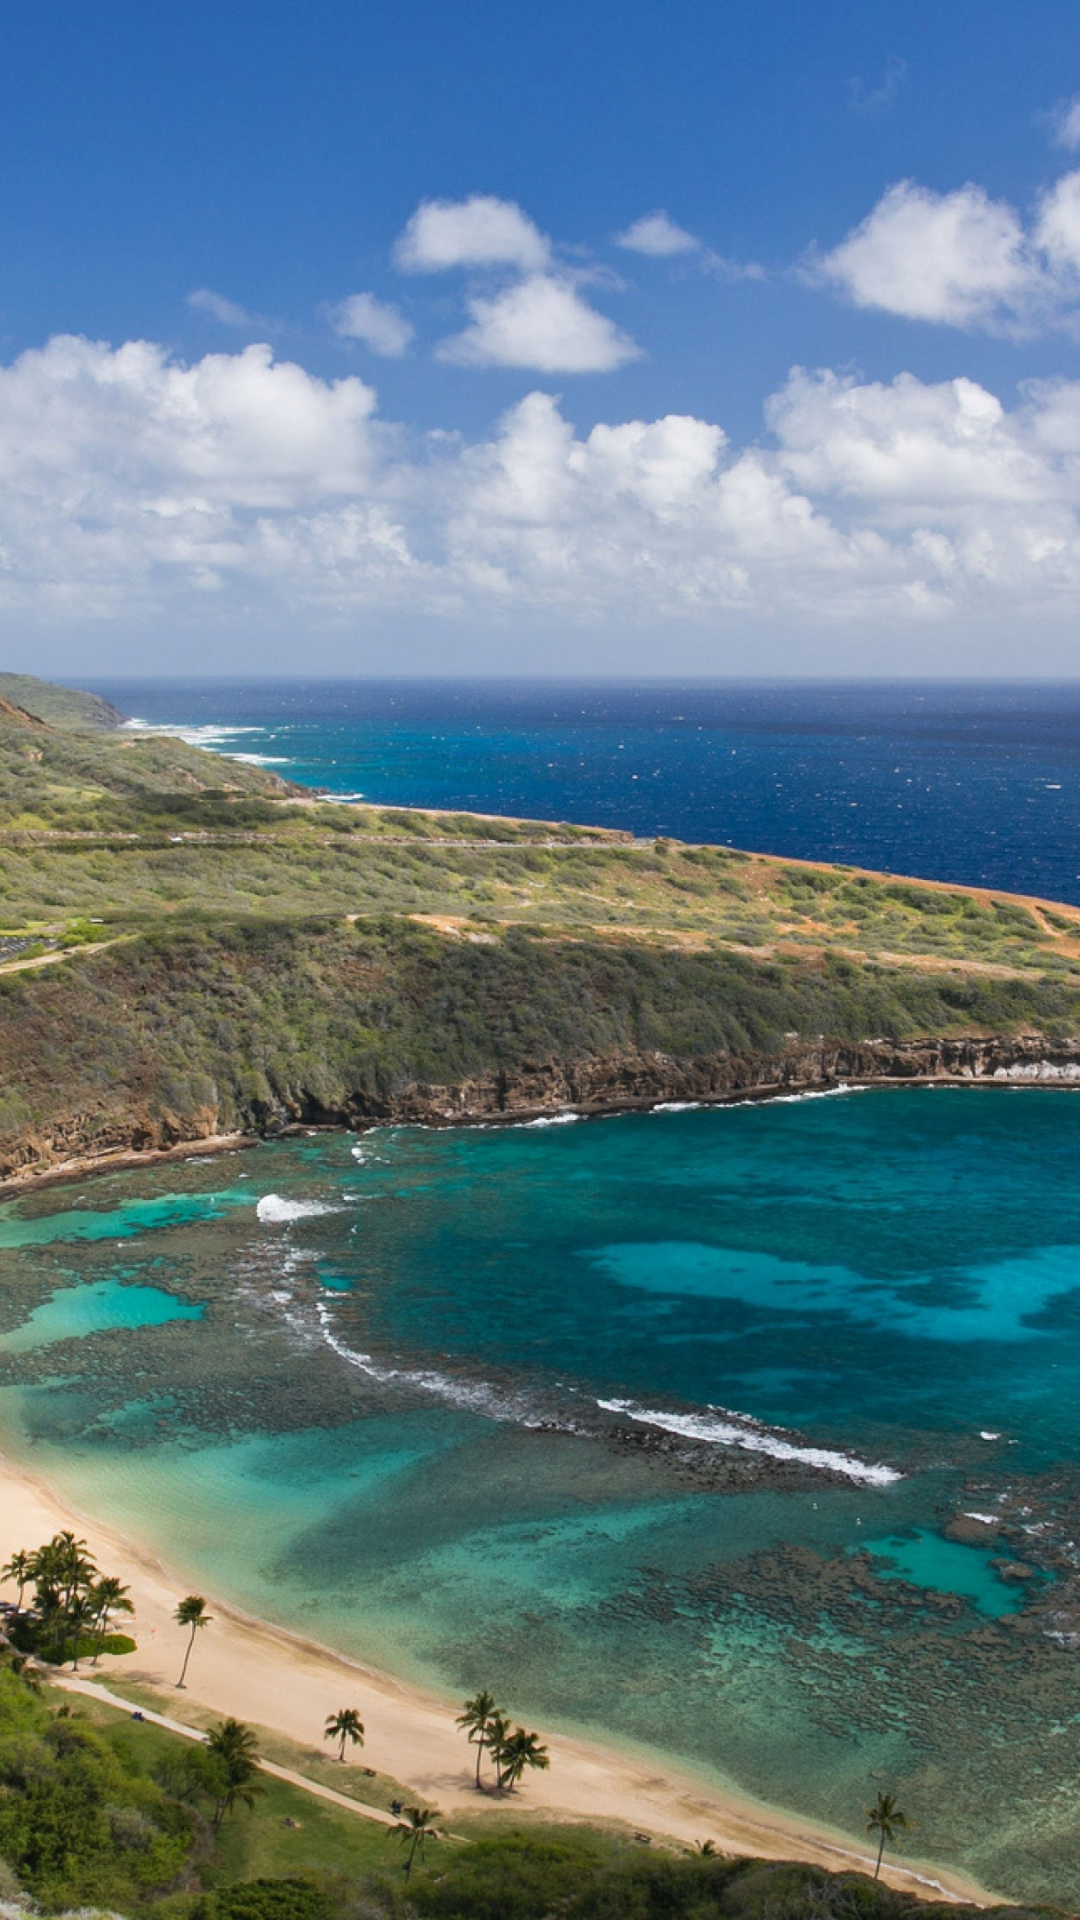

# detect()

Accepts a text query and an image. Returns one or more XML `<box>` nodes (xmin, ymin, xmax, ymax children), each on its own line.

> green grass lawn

<box><xmin>51</xmin><ymin>1684</ymin><xmax>412</xmax><ymax>1890</ymax></box>
<box><xmin>100</xmin><ymin>1675</ymin><xmax>418</xmax><ymax>1815</ymax></box>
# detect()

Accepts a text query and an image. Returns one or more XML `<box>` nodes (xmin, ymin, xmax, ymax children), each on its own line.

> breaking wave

<box><xmin>256</xmin><ymin>1194</ymin><xmax>337</xmax><ymax>1223</ymax></box>
<box><xmin>121</xmin><ymin>718</ymin><xmax>264</xmax><ymax>746</ymax></box>
<box><xmin>597</xmin><ymin>1397</ymin><xmax>902</xmax><ymax>1486</ymax></box>
<box><xmin>314</xmin><ymin>1303</ymin><xmax>547</xmax><ymax>1424</ymax></box>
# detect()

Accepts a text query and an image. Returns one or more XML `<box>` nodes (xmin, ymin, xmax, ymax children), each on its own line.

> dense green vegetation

<box><xmin>3</xmin><ymin>915</ymin><xmax>1080</xmax><ymax>1165</ymax></box>
<box><xmin>0</xmin><ymin>1663</ymin><xmax>196</xmax><ymax>1911</ymax></box>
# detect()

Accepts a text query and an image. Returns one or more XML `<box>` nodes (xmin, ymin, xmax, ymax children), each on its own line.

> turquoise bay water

<box><xmin>3</xmin><ymin>1091</ymin><xmax>1080</xmax><ymax>1896</ymax></box>
<box><xmin>0</xmin><ymin>1278</ymin><xmax>203</xmax><ymax>1352</ymax></box>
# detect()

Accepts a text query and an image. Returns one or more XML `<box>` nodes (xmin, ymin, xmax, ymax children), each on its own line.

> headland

<box><xmin>1</xmin><ymin>674</ymin><xmax>1080</xmax><ymax>1190</ymax></box>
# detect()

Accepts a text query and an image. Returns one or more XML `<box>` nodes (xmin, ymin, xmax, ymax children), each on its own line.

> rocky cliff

<box><xmin>6</xmin><ymin>1025</ymin><xmax>1080</xmax><ymax>1193</ymax></box>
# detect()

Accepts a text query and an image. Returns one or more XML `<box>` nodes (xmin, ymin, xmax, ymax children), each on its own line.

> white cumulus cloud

<box><xmin>436</xmin><ymin>275</ymin><xmax>641</xmax><ymax>373</ymax></box>
<box><xmin>814</xmin><ymin>170</ymin><xmax>1080</xmax><ymax>336</ymax></box>
<box><xmin>6</xmin><ymin>333</ymin><xmax>1080</xmax><ymax>652</ymax></box>
<box><xmin>330</xmin><ymin>292</ymin><xmax>414</xmax><ymax>356</ymax></box>
<box><xmin>817</xmin><ymin>179</ymin><xmax>1041</xmax><ymax>328</ymax></box>
<box><xmin>394</xmin><ymin>195</ymin><xmax>550</xmax><ymax>273</ymax></box>
<box><xmin>616</xmin><ymin>212</ymin><xmax>700</xmax><ymax>256</ymax></box>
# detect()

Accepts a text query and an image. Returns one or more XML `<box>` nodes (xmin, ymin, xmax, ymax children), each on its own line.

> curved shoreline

<box><xmin>0</xmin><ymin>1437</ymin><xmax>995</xmax><ymax>1907</ymax></box>
<box><xmin>3</xmin><ymin>1067</ymin><xmax>1080</xmax><ymax>1202</ymax></box>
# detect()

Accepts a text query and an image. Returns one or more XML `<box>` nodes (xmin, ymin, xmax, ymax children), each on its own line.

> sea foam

<box><xmin>121</xmin><ymin>718</ymin><xmax>264</xmax><ymax>746</ymax></box>
<box><xmin>314</xmin><ymin>1303</ymin><xmax>544</xmax><ymax>1424</ymax></box>
<box><xmin>597</xmin><ymin>1397</ymin><xmax>901</xmax><ymax>1486</ymax></box>
<box><xmin>256</xmin><ymin>1194</ymin><xmax>336</xmax><ymax>1223</ymax></box>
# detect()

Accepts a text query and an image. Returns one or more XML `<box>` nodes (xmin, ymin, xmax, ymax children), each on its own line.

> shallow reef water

<box><xmin>3</xmin><ymin>1089</ymin><xmax>1080</xmax><ymax>1898</ymax></box>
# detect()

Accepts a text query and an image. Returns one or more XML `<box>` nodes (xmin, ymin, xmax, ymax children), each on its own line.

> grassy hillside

<box><xmin>0</xmin><ymin>672</ymin><xmax>126</xmax><ymax>731</ymax></box>
<box><xmin>1</xmin><ymin>684</ymin><xmax>1079</xmax><ymax>1181</ymax></box>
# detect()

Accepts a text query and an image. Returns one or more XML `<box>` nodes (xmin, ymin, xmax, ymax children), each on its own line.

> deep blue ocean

<box><xmin>92</xmin><ymin>677</ymin><xmax>1080</xmax><ymax>904</ymax></box>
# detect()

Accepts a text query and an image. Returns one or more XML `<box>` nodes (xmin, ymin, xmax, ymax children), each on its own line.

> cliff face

<box><xmin>5</xmin><ymin>1033</ymin><xmax>1080</xmax><ymax>1190</ymax></box>
<box><xmin>254</xmin><ymin>1031</ymin><xmax>1080</xmax><ymax>1125</ymax></box>
<box><xmin>4</xmin><ymin>910</ymin><xmax>1080</xmax><ymax>1190</ymax></box>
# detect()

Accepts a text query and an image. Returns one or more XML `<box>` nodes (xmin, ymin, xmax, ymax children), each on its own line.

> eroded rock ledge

<box><xmin>5</xmin><ymin>1033</ymin><xmax>1079</xmax><ymax>1194</ymax></box>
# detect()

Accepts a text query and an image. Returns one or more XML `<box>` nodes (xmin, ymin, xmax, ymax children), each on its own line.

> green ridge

<box><xmin>0</xmin><ymin>677</ymin><xmax>1078</xmax><ymax>1178</ymax></box>
<box><xmin>0</xmin><ymin>672</ymin><xmax>127</xmax><ymax>731</ymax></box>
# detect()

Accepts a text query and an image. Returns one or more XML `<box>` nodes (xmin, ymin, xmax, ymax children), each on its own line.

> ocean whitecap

<box><xmin>597</xmin><ymin>1396</ymin><xmax>901</xmax><ymax>1486</ymax></box>
<box><xmin>256</xmin><ymin>1193</ymin><xmax>336</xmax><ymax>1224</ymax></box>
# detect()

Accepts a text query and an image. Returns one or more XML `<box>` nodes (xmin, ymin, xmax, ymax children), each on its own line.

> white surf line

<box><xmin>47</xmin><ymin>1671</ymin><xmax>399</xmax><ymax>1826</ymax></box>
<box><xmin>314</xmin><ymin>1302</ymin><xmax>551</xmax><ymax>1426</ymax></box>
<box><xmin>315</xmin><ymin>1299</ymin><xmax>900</xmax><ymax>1482</ymax></box>
<box><xmin>598</xmin><ymin>1399</ymin><xmax>902</xmax><ymax>1487</ymax></box>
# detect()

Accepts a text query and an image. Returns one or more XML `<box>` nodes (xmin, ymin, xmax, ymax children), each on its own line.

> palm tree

<box><xmin>51</xmin><ymin>1532</ymin><xmax>97</xmax><ymax>1609</ymax></box>
<box><xmin>483</xmin><ymin>1709</ymin><xmax>512</xmax><ymax>1789</ymax></box>
<box><xmin>1</xmin><ymin>1550</ymin><xmax>32</xmax><ymax>1612</ymax></box>
<box><xmin>206</xmin><ymin>1717</ymin><xmax>263</xmax><ymax>1828</ymax></box>
<box><xmin>696</xmin><ymin>1839</ymin><xmax>717</xmax><ymax>1856</ymax></box>
<box><xmin>90</xmin><ymin>1576</ymin><xmax>134</xmax><ymax>1665</ymax></box>
<box><xmin>391</xmin><ymin>1805</ymin><xmax>442</xmax><ymax>1878</ymax></box>
<box><xmin>174</xmin><ymin>1594</ymin><xmax>212</xmax><ymax>1688</ymax></box>
<box><xmin>456</xmin><ymin>1689</ymin><xmax>500</xmax><ymax>1788</ymax></box>
<box><xmin>33</xmin><ymin>1583</ymin><xmax>65</xmax><ymax>1654</ymax></box>
<box><xmin>65</xmin><ymin>1592</ymin><xmax>94</xmax><ymax>1670</ymax></box>
<box><xmin>27</xmin><ymin>1542</ymin><xmax>65</xmax><ymax>1608</ymax></box>
<box><xmin>324</xmin><ymin>1707</ymin><xmax>365</xmax><ymax>1761</ymax></box>
<box><xmin>866</xmin><ymin>1790</ymin><xmax>911</xmax><ymax>1879</ymax></box>
<box><xmin>497</xmin><ymin>1726</ymin><xmax>550</xmax><ymax>1791</ymax></box>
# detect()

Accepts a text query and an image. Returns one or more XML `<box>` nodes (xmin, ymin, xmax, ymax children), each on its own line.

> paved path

<box><xmin>51</xmin><ymin>1670</ymin><xmax>400</xmax><ymax>1827</ymax></box>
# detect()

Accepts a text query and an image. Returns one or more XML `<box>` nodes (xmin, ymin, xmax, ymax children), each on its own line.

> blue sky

<box><xmin>5</xmin><ymin>0</ymin><xmax>1080</xmax><ymax>675</ymax></box>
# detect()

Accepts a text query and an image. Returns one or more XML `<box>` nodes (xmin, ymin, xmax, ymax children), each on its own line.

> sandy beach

<box><xmin>0</xmin><ymin>1442</ymin><xmax>995</xmax><ymax>1905</ymax></box>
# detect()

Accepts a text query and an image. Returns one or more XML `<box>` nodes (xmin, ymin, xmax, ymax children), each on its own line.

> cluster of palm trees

<box><xmin>456</xmin><ymin>1688</ymin><xmax>550</xmax><ymax>1792</ymax></box>
<box><xmin>1</xmin><ymin>1534</ymin><xmax>133</xmax><ymax>1669</ymax></box>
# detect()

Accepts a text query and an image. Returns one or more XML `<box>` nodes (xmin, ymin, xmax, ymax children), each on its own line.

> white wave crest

<box><xmin>652</xmin><ymin>1101</ymin><xmax>702</xmax><ymax>1113</ymax></box>
<box><xmin>121</xmin><ymin>718</ymin><xmax>264</xmax><ymax>744</ymax></box>
<box><xmin>769</xmin><ymin>1082</ymin><xmax>856</xmax><ymax>1104</ymax></box>
<box><xmin>597</xmin><ymin>1397</ymin><xmax>901</xmax><ymax>1486</ymax></box>
<box><xmin>315</xmin><ymin>1304</ymin><xmax>543</xmax><ymax>1423</ymax></box>
<box><xmin>520</xmin><ymin>1111</ymin><xmax>581</xmax><ymax>1127</ymax></box>
<box><xmin>256</xmin><ymin>1193</ymin><xmax>336</xmax><ymax>1223</ymax></box>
